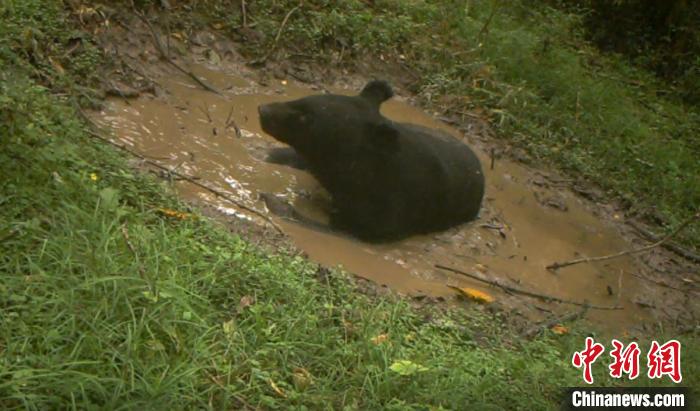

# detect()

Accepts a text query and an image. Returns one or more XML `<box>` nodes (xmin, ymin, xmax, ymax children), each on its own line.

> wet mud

<box><xmin>92</xmin><ymin>21</ymin><xmax>699</xmax><ymax>334</ymax></box>
<box><xmin>97</xmin><ymin>66</ymin><xmax>668</xmax><ymax>334</ymax></box>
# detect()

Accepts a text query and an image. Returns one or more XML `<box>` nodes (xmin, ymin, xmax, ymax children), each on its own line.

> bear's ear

<box><xmin>368</xmin><ymin>121</ymin><xmax>399</xmax><ymax>153</ymax></box>
<box><xmin>360</xmin><ymin>80</ymin><xmax>394</xmax><ymax>106</ymax></box>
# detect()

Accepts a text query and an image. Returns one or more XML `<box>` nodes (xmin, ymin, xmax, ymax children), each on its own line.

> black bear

<box><xmin>258</xmin><ymin>80</ymin><xmax>484</xmax><ymax>242</ymax></box>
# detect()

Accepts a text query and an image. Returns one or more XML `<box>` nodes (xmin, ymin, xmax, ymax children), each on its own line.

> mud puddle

<box><xmin>95</xmin><ymin>63</ymin><xmax>667</xmax><ymax>332</ymax></box>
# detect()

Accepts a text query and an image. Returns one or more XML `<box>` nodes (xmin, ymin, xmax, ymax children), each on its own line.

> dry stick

<box><xmin>78</xmin><ymin>111</ymin><xmax>284</xmax><ymax>235</ymax></box>
<box><xmin>629</xmin><ymin>272</ymin><xmax>699</xmax><ymax>294</ymax></box>
<box><xmin>241</xmin><ymin>0</ymin><xmax>248</xmax><ymax>28</ymax></box>
<box><xmin>258</xmin><ymin>2</ymin><xmax>302</xmax><ymax>63</ymax></box>
<box><xmin>628</xmin><ymin>219</ymin><xmax>700</xmax><ymax>263</ymax></box>
<box><xmin>435</xmin><ymin>264</ymin><xmax>622</xmax><ymax>310</ymax></box>
<box><xmin>120</xmin><ymin>226</ymin><xmax>148</xmax><ymax>281</ymax></box>
<box><xmin>132</xmin><ymin>6</ymin><xmax>222</xmax><ymax>95</ymax></box>
<box><xmin>523</xmin><ymin>307</ymin><xmax>588</xmax><ymax>338</ymax></box>
<box><xmin>477</xmin><ymin>0</ymin><xmax>499</xmax><ymax>40</ymax></box>
<box><xmin>547</xmin><ymin>212</ymin><xmax>700</xmax><ymax>270</ymax></box>
<box><xmin>617</xmin><ymin>270</ymin><xmax>623</xmax><ymax>307</ymax></box>
<box><xmin>224</xmin><ymin>106</ymin><xmax>242</xmax><ymax>138</ymax></box>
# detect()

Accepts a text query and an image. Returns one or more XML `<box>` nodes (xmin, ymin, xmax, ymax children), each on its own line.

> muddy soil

<box><xmin>91</xmin><ymin>12</ymin><xmax>699</xmax><ymax>336</ymax></box>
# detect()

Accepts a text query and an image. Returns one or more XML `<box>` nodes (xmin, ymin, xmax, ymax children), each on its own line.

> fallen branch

<box><xmin>77</xmin><ymin>108</ymin><xmax>284</xmax><ymax>235</ymax></box>
<box><xmin>523</xmin><ymin>307</ymin><xmax>588</xmax><ymax>338</ymax></box>
<box><xmin>132</xmin><ymin>5</ymin><xmax>222</xmax><ymax>95</ymax></box>
<box><xmin>547</xmin><ymin>213</ymin><xmax>700</xmax><ymax>270</ymax></box>
<box><xmin>629</xmin><ymin>272</ymin><xmax>699</xmax><ymax>294</ymax></box>
<box><xmin>629</xmin><ymin>219</ymin><xmax>700</xmax><ymax>263</ymax></box>
<box><xmin>435</xmin><ymin>264</ymin><xmax>622</xmax><ymax>310</ymax></box>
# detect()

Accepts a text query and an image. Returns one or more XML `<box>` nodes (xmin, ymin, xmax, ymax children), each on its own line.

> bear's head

<box><xmin>258</xmin><ymin>80</ymin><xmax>399</xmax><ymax>161</ymax></box>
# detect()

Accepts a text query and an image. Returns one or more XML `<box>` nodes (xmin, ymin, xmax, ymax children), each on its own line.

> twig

<box><xmin>132</xmin><ymin>6</ymin><xmax>222</xmax><ymax>95</ymax></box>
<box><xmin>224</xmin><ymin>106</ymin><xmax>242</xmax><ymax>138</ymax></box>
<box><xmin>629</xmin><ymin>219</ymin><xmax>700</xmax><ymax>263</ymax></box>
<box><xmin>523</xmin><ymin>307</ymin><xmax>588</xmax><ymax>338</ymax></box>
<box><xmin>547</xmin><ymin>213</ymin><xmax>700</xmax><ymax>270</ymax></box>
<box><xmin>617</xmin><ymin>270</ymin><xmax>623</xmax><ymax>306</ymax></box>
<box><xmin>241</xmin><ymin>0</ymin><xmax>248</xmax><ymax>28</ymax></box>
<box><xmin>274</xmin><ymin>3</ymin><xmax>301</xmax><ymax>45</ymax></box>
<box><xmin>257</xmin><ymin>2</ymin><xmax>302</xmax><ymax>63</ymax></box>
<box><xmin>477</xmin><ymin>0</ymin><xmax>499</xmax><ymax>40</ymax></box>
<box><xmin>77</xmin><ymin>107</ymin><xmax>284</xmax><ymax>235</ymax></box>
<box><xmin>490</xmin><ymin>147</ymin><xmax>495</xmax><ymax>170</ymax></box>
<box><xmin>629</xmin><ymin>272</ymin><xmax>699</xmax><ymax>294</ymax></box>
<box><xmin>436</xmin><ymin>264</ymin><xmax>622</xmax><ymax>310</ymax></box>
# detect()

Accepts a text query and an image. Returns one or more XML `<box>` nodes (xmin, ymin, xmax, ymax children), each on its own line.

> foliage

<box><xmin>560</xmin><ymin>0</ymin><xmax>700</xmax><ymax>104</ymax></box>
<box><xmin>1</xmin><ymin>1</ymin><xmax>698</xmax><ymax>409</ymax></box>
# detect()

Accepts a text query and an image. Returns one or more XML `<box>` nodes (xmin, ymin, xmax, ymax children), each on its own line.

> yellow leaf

<box><xmin>90</xmin><ymin>172</ymin><xmax>98</xmax><ymax>181</ymax></box>
<box><xmin>48</xmin><ymin>57</ymin><xmax>65</xmax><ymax>75</ymax></box>
<box><xmin>389</xmin><ymin>360</ymin><xmax>429</xmax><ymax>376</ymax></box>
<box><xmin>222</xmin><ymin>319</ymin><xmax>235</xmax><ymax>337</ymax></box>
<box><xmin>370</xmin><ymin>334</ymin><xmax>389</xmax><ymax>345</ymax></box>
<box><xmin>268</xmin><ymin>379</ymin><xmax>286</xmax><ymax>398</ymax></box>
<box><xmin>292</xmin><ymin>367</ymin><xmax>313</xmax><ymax>390</ymax></box>
<box><xmin>449</xmin><ymin>286</ymin><xmax>495</xmax><ymax>303</ymax></box>
<box><xmin>551</xmin><ymin>324</ymin><xmax>568</xmax><ymax>335</ymax></box>
<box><xmin>156</xmin><ymin>207</ymin><xmax>195</xmax><ymax>220</ymax></box>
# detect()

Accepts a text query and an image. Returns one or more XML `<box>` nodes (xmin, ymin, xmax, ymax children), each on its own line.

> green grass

<box><xmin>201</xmin><ymin>0</ymin><xmax>700</xmax><ymax>247</ymax></box>
<box><xmin>0</xmin><ymin>72</ymin><xmax>582</xmax><ymax>409</ymax></box>
<box><xmin>1</xmin><ymin>0</ymin><xmax>699</xmax><ymax>409</ymax></box>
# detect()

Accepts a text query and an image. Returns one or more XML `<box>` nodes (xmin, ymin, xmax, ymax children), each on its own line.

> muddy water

<box><xmin>96</xmin><ymin>65</ymin><xmax>650</xmax><ymax>331</ymax></box>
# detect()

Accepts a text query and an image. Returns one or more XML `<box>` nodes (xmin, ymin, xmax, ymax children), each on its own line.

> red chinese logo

<box><xmin>647</xmin><ymin>340</ymin><xmax>682</xmax><ymax>383</ymax></box>
<box><xmin>609</xmin><ymin>339</ymin><xmax>640</xmax><ymax>379</ymax></box>
<box><xmin>572</xmin><ymin>337</ymin><xmax>605</xmax><ymax>384</ymax></box>
<box><xmin>572</xmin><ymin>338</ymin><xmax>683</xmax><ymax>383</ymax></box>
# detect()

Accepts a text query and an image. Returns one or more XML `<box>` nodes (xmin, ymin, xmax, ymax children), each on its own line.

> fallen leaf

<box><xmin>551</xmin><ymin>324</ymin><xmax>568</xmax><ymax>335</ymax></box>
<box><xmin>370</xmin><ymin>334</ymin><xmax>389</xmax><ymax>345</ymax></box>
<box><xmin>474</xmin><ymin>263</ymin><xmax>488</xmax><ymax>273</ymax></box>
<box><xmin>222</xmin><ymin>319</ymin><xmax>235</xmax><ymax>337</ymax></box>
<box><xmin>292</xmin><ymin>367</ymin><xmax>313</xmax><ymax>390</ymax></box>
<box><xmin>268</xmin><ymin>379</ymin><xmax>286</xmax><ymax>398</ymax></box>
<box><xmin>449</xmin><ymin>286</ymin><xmax>495</xmax><ymax>303</ymax></box>
<box><xmin>389</xmin><ymin>360</ymin><xmax>429</xmax><ymax>376</ymax></box>
<box><xmin>156</xmin><ymin>207</ymin><xmax>195</xmax><ymax>220</ymax></box>
<box><xmin>238</xmin><ymin>295</ymin><xmax>255</xmax><ymax>310</ymax></box>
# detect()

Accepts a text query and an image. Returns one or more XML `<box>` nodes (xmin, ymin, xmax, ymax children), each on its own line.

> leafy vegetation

<box><xmin>202</xmin><ymin>0</ymin><xmax>700</xmax><ymax>248</ymax></box>
<box><xmin>1</xmin><ymin>0</ymin><xmax>698</xmax><ymax>409</ymax></box>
